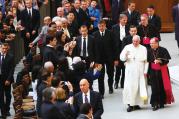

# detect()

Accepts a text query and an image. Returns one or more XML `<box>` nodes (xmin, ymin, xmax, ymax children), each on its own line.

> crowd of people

<box><xmin>0</xmin><ymin>0</ymin><xmax>177</xmax><ymax>119</ymax></box>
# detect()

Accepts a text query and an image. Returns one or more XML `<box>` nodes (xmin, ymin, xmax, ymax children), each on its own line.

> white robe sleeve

<box><xmin>120</xmin><ymin>45</ymin><xmax>128</xmax><ymax>61</ymax></box>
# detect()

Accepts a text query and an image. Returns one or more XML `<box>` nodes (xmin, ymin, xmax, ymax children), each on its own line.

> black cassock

<box><xmin>147</xmin><ymin>46</ymin><xmax>171</xmax><ymax>107</ymax></box>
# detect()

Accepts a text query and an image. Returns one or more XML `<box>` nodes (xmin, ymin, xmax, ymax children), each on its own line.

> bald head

<box><xmin>80</xmin><ymin>79</ymin><xmax>89</xmax><ymax>93</ymax></box>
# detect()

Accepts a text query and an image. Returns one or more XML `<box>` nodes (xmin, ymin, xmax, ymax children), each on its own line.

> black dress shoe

<box><xmin>127</xmin><ymin>106</ymin><xmax>134</xmax><ymax>112</ymax></box>
<box><xmin>152</xmin><ymin>106</ymin><xmax>159</xmax><ymax>111</ymax></box>
<box><xmin>0</xmin><ymin>115</ymin><xmax>6</xmax><ymax>119</ymax></box>
<box><xmin>160</xmin><ymin>104</ymin><xmax>164</xmax><ymax>108</ymax></box>
<box><xmin>134</xmin><ymin>105</ymin><xmax>141</xmax><ymax>110</ymax></box>
<box><xmin>114</xmin><ymin>83</ymin><xmax>118</xmax><ymax>89</ymax></box>
<box><xmin>109</xmin><ymin>89</ymin><xmax>113</xmax><ymax>94</ymax></box>
<box><xmin>6</xmin><ymin>112</ymin><xmax>11</xmax><ymax>116</ymax></box>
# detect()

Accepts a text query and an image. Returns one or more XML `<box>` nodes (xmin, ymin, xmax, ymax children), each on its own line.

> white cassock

<box><xmin>120</xmin><ymin>44</ymin><xmax>149</xmax><ymax>106</ymax></box>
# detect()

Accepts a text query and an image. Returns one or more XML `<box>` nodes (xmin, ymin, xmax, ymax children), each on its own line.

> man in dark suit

<box><xmin>43</xmin><ymin>35</ymin><xmax>58</xmax><ymax>68</ymax></box>
<box><xmin>20</xmin><ymin>0</ymin><xmax>40</xmax><ymax>56</ymax></box>
<box><xmin>122</xmin><ymin>25</ymin><xmax>138</xmax><ymax>49</ymax></box>
<box><xmin>172</xmin><ymin>2</ymin><xmax>179</xmax><ymax>51</ymax></box>
<box><xmin>73</xmin><ymin>25</ymin><xmax>95</xmax><ymax>69</ymax></box>
<box><xmin>93</xmin><ymin>20</ymin><xmax>116</xmax><ymax>96</ymax></box>
<box><xmin>72</xmin><ymin>0</ymin><xmax>91</xmax><ymax>28</ymax></box>
<box><xmin>112</xmin><ymin>14</ymin><xmax>129</xmax><ymax>89</ymax></box>
<box><xmin>147</xmin><ymin>5</ymin><xmax>161</xmax><ymax>39</ymax></box>
<box><xmin>112</xmin><ymin>0</ymin><xmax>125</xmax><ymax>24</ymax></box>
<box><xmin>122</xmin><ymin>1</ymin><xmax>140</xmax><ymax>26</ymax></box>
<box><xmin>74</xmin><ymin>79</ymin><xmax>103</xmax><ymax>119</ymax></box>
<box><xmin>0</xmin><ymin>43</ymin><xmax>14</xmax><ymax>118</ymax></box>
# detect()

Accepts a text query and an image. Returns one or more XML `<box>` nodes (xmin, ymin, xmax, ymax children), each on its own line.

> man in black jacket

<box><xmin>20</xmin><ymin>0</ymin><xmax>40</xmax><ymax>56</ymax></box>
<box><xmin>43</xmin><ymin>35</ymin><xmax>58</xmax><ymax>68</ymax></box>
<box><xmin>74</xmin><ymin>79</ymin><xmax>103</xmax><ymax>119</ymax></box>
<box><xmin>147</xmin><ymin>5</ymin><xmax>161</xmax><ymax>39</ymax></box>
<box><xmin>122</xmin><ymin>1</ymin><xmax>140</xmax><ymax>26</ymax></box>
<box><xmin>112</xmin><ymin>14</ymin><xmax>129</xmax><ymax>89</ymax></box>
<box><xmin>0</xmin><ymin>43</ymin><xmax>14</xmax><ymax>117</ymax></box>
<box><xmin>72</xmin><ymin>0</ymin><xmax>90</xmax><ymax>28</ymax></box>
<box><xmin>73</xmin><ymin>25</ymin><xmax>95</xmax><ymax>69</ymax></box>
<box><xmin>93</xmin><ymin>20</ymin><xmax>116</xmax><ymax>96</ymax></box>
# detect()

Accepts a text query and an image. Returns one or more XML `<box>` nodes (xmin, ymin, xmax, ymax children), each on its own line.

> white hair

<box><xmin>132</xmin><ymin>35</ymin><xmax>141</xmax><ymax>41</ymax></box>
<box><xmin>44</xmin><ymin>61</ymin><xmax>54</xmax><ymax>69</ymax></box>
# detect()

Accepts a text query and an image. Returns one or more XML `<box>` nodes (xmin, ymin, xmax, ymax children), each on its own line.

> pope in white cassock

<box><xmin>120</xmin><ymin>35</ymin><xmax>149</xmax><ymax>112</ymax></box>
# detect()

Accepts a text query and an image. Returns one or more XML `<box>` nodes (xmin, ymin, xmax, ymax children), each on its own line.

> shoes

<box><xmin>160</xmin><ymin>104</ymin><xmax>164</xmax><ymax>108</ymax></box>
<box><xmin>134</xmin><ymin>105</ymin><xmax>141</xmax><ymax>110</ymax></box>
<box><xmin>152</xmin><ymin>105</ymin><xmax>159</xmax><ymax>111</ymax></box>
<box><xmin>127</xmin><ymin>106</ymin><xmax>134</xmax><ymax>112</ymax></box>
<box><xmin>114</xmin><ymin>82</ymin><xmax>118</xmax><ymax>89</ymax></box>
<box><xmin>6</xmin><ymin>112</ymin><xmax>11</xmax><ymax>116</ymax></box>
<box><xmin>109</xmin><ymin>89</ymin><xmax>113</xmax><ymax>94</ymax></box>
<box><xmin>0</xmin><ymin>115</ymin><xmax>6</xmax><ymax>119</ymax></box>
<box><xmin>101</xmin><ymin>95</ymin><xmax>104</xmax><ymax>99</ymax></box>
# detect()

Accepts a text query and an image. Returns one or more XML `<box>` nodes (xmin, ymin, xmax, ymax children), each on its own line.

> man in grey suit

<box><xmin>173</xmin><ymin>2</ymin><xmax>179</xmax><ymax>52</ymax></box>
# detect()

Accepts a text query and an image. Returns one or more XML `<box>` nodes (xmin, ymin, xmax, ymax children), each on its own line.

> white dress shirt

<box><xmin>27</xmin><ymin>8</ymin><xmax>32</xmax><ymax>17</ymax></box>
<box><xmin>100</xmin><ymin>30</ymin><xmax>105</xmax><ymax>37</ymax></box>
<box><xmin>120</xmin><ymin>24</ymin><xmax>126</xmax><ymax>41</ymax></box>
<box><xmin>82</xmin><ymin>90</ymin><xmax>90</xmax><ymax>103</ymax></box>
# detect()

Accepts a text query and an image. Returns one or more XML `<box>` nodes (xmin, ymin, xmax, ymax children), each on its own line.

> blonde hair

<box><xmin>55</xmin><ymin>87</ymin><xmax>66</xmax><ymax>100</ymax></box>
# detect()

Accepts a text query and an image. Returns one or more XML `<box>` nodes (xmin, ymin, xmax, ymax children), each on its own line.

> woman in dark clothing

<box><xmin>55</xmin><ymin>87</ymin><xmax>75</xmax><ymax>119</ymax></box>
<box><xmin>56</xmin><ymin>31</ymin><xmax>71</xmax><ymax>57</ymax></box>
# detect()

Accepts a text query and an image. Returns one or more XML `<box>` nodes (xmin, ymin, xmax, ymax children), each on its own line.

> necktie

<box><xmin>85</xmin><ymin>94</ymin><xmax>88</xmax><ymax>103</ymax></box>
<box><xmin>83</xmin><ymin>37</ymin><xmax>86</xmax><ymax>57</ymax></box>
<box><xmin>101</xmin><ymin>32</ymin><xmax>104</xmax><ymax>37</ymax></box>
<box><xmin>28</xmin><ymin>9</ymin><xmax>31</xmax><ymax>17</ymax></box>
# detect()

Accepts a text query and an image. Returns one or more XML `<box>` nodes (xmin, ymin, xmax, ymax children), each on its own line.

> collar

<box><xmin>120</xmin><ymin>24</ymin><xmax>125</xmax><ymax>28</ymax></box>
<box><xmin>82</xmin><ymin>90</ymin><xmax>90</xmax><ymax>97</ymax></box>
<box><xmin>128</xmin><ymin>9</ymin><xmax>132</xmax><ymax>14</ymax></box>
<box><xmin>46</xmin><ymin>44</ymin><xmax>54</xmax><ymax>48</ymax></box>
<box><xmin>100</xmin><ymin>30</ymin><xmax>105</xmax><ymax>34</ymax></box>
<box><xmin>82</xmin><ymin>35</ymin><xmax>88</xmax><ymax>39</ymax></box>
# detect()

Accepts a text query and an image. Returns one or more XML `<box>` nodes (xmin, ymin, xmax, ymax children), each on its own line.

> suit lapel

<box><xmin>90</xmin><ymin>91</ymin><xmax>94</xmax><ymax>106</ymax></box>
<box><xmin>79</xmin><ymin>92</ymin><xmax>83</xmax><ymax>105</ymax></box>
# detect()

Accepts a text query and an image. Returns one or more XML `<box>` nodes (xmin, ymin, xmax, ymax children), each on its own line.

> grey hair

<box><xmin>119</xmin><ymin>14</ymin><xmax>127</xmax><ymax>19</ymax></box>
<box><xmin>43</xmin><ymin>87</ymin><xmax>55</xmax><ymax>102</ymax></box>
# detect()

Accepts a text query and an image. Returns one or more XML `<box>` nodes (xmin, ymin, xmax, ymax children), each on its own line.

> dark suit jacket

<box><xmin>148</xmin><ymin>14</ymin><xmax>161</xmax><ymax>32</ymax></box>
<box><xmin>72</xmin><ymin>8</ymin><xmax>90</xmax><ymax>28</ymax></box>
<box><xmin>112</xmin><ymin>0</ymin><xmax>125</xmax><ymax>23</ymax></box>
<box><xmin>74</xmin><ymin>91</ymin><xmax>104</xmax><ymax>119</ymax></box>
<box><xmin>122</xmin><ymin>35</ymin><xmax>133</xmax><ymax>50</ymax></box>
<box><xmin>172</xmin><ymin>4</ymin><xmax>179</xmax><ymax>41</ymax></box>
<box><xmin>43</xmin><ymin>45</ymin><xmax>58</xmax><ymax>66</ymax></box>
<box><xmin>148</xmin><ymin>14</ymin><xmax>161</xmax><ymax>39</ymax></box>
<box><xmin>111</xmin><ymin>24</ymin><xmax>129</xmax><ymax>60</ymax></box>
<box><xmin>77</xmin><ymin>114</ymin><xmax>89</xmax><ymax>119</ymax></box>
<box><xmin>73</xmin><ymin>35</ymin><xmax>95</xmax><ymax>62</ymax></box>
<box><xmin>122</xmin><ymin>10</ymin><xmax>140</xmax><ymax>26</ymax></box>
<box><xmin>0</xmin><ymin>52</ymin><xmax>14</xmax><ymax>83</ymax></box>
<box><xmin>20</xmin><ymin>8</ymin><xmax>40</xmax><ymax>38</ymax></box>
<box><xmin>93</xmin><ymin>29</ymin><xmax>115</xmax><ymax>64</ymax></box>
